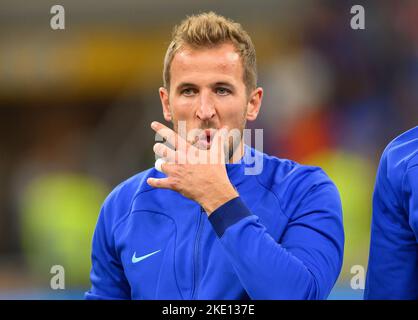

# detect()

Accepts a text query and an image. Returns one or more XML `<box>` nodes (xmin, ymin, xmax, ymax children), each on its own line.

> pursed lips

<box><xmin>193</xmin><ymin>128</ymin><xmax>217</xmax><ymax>149</ymax></box>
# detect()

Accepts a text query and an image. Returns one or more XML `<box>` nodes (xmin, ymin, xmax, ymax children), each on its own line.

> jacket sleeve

<box><xmin>405</xmin><ymin>166</ymin><xmax>418</xmax><ymax>238</ymax></box>
<box><xmin>365</xmin><ymin>156</ymin><xmax>418</xmax><ymax>299</ymax></box>
<box><xmin>208</xmin><ymin>174</ymin><xmax>344</xmax><ymax>300</ymax></box>
<box><xmin>84</xmin><ymin>203</ymin><xmax>131</xmax><ymax>300</ymax></box>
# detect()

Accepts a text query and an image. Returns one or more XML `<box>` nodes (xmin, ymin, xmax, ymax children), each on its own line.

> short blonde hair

<box><xmin>163</xmin><ymin>12</ymin><xmax>257</xmax><ymax>94</ymax></box>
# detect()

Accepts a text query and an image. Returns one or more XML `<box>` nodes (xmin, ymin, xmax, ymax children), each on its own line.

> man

<box><xmin>85</xmin><ymin>12</ymin><xmax>344</xmax><ymax>300</ymax></box>
<box><xmin>365</xmin><ymin>126</ymin><xmax>418</xmax><ymax>299</ymax></box>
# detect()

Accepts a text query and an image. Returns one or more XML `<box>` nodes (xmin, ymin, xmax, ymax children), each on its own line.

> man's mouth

<box><xmin>194</xmin><ymin>128</ymin><xmax>217</xmax><ymax>149</ymax></box>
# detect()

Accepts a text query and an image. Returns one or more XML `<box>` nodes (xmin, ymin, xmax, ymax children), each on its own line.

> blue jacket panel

<box><xmin>365</xmin><ymin>126</ymin><xmax>418</xmax><ymax>299</ymax></box>
<box><xmin>85</xmin><ymin>146</ymin><xmax>344</xmax><ymax>300</ymax></box>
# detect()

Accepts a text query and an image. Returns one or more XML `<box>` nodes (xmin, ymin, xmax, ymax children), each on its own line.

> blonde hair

<box><xmin>163</xmin><ymin>12</ymin><xmax>257</xmax><ymax>94</ymax></box>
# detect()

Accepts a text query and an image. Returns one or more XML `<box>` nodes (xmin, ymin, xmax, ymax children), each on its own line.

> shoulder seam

<box><xmin>254</xmin><ymin>172</ymin><xmax>288</xmax><ymax>219</ymax></box>
<box><xmin>401</xmin><ymin>153</ymin><xmax>418</xmax><ymax>210</ymax></box>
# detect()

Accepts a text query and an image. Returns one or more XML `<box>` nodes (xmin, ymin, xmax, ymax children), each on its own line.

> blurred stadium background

<box><xmin>0</xmin><ymin>0</ymin><xmax>417</xmax><ymax>299</ymax></box>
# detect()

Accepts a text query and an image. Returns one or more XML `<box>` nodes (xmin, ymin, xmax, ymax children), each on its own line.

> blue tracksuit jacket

<box><xmin>85</xmin><ymin>145</ymin><xmax>344</xmax><ymax>299</ymax></box>
<box><xmin>365</xmin><ymin>126</ymin><xmax>418</xmax><ymax>299</ymax></box>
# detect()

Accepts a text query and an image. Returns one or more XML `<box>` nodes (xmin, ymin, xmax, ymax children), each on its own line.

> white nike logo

<box><xmin>131</xmin><ymin>249</ymin><xmax>161</xmax><ymax>264</ymax></box>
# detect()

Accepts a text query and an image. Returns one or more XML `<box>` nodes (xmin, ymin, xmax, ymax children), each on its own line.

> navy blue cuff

<box><xmin>208</xmin><ymin>197</ymin><xmax>252</xmax><ymax>238</ymax></box>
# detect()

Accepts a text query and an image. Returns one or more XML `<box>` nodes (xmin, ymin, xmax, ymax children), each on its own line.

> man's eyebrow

<box><xmin>175</xmin><ymin>81</ymin><xmax>236</xmax><ymax>91</ymax></box>
<box><xmin>212</xmin><ymin>82</ymin><xmax>235</xmax><ymax>88</ymax></box>
<box><xmin>176</xmin><ymin>82</ymin><xmax>197</xmax><ymax>90</ymax></box>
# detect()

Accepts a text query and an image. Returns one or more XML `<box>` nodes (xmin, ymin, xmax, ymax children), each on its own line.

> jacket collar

<box><xmin>226</xmin><ymin>144</ymin><xmax>262</xmax><ymax>187</ymax></box>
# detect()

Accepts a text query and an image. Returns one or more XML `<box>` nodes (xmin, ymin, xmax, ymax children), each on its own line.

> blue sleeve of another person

<box><xmin>365</xmin><ymin>128</ymin><xmax>418</xmax><ymax>299</ymax></box>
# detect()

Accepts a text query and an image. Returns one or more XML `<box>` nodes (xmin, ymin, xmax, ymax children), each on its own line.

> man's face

<box><xmin>159</xmin><ymin>42</ymin><xmax>262</xmax><ymax>158</ymax></box>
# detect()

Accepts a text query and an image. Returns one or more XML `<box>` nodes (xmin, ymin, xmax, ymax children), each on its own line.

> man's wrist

<box><xmin>200</xmin><ymin>184</ymin><xmax>239</xmax><ymax>215</ymax></box>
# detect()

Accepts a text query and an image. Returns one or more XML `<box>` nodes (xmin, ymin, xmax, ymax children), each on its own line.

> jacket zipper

<box><xmin>191</xmin><ymin>206</ymin><xmax>205</xmax><ymax>299</ymax></box>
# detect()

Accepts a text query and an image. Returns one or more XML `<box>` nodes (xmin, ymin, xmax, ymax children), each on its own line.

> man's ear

<box><xmin>159</xmin><ymin>87</ymin><xmax>172</xmax><ymax>122</ymax></box>
<box><xmin>246</xmin><ymin>87</ymin><xmax>263</xmax><ymax>121</ymax></box>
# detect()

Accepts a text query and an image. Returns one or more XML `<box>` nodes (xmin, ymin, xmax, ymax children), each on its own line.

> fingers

<box><xmin>153</xmin><ymin>143</ymin><xmax>177</xmax><ymax>162</ymax></box>
<box><xmin>148</xmin><ymin>160</ymin><xmax>177</xmax><ymax>188</ymax></box>
<box><xmin>151</xmin><ymin>121</ymin><xmax>231</xmax><ymax>165</ymax></box>
<box><xmin>154</xmin><ymin>158</ymin><xmax>166</xmax><ymax>173</ymax></box>
<box><xmin>146</xmin><ymin>177</ymin><xmax>172</xmax><ymax>189</ymax></box>
<box><xmin>154</xmin><ymin>158</ymin><xmax>176</xmax><ymax>174</ymax></box>
<box><xmin>151</xmin><ymin>121</ymin><xmax>188</xmax><ymax>151</ymax></box>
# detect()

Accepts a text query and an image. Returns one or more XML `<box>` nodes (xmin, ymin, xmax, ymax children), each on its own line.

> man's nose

<box><xmin>196</xmin><ymin>92</ymin><xmax>216</xmax><ymax>121</ymax></box>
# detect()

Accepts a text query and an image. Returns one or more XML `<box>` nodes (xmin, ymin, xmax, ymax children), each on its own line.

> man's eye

<box><xmin>216</xmin><ymin>87</ymin><xmax>231</xmax><ymax>96</ymax></box>
<box><xmin>181</xmin><ymin>88</ymin><xmax>196</xmax><ymax>96</ymax></box>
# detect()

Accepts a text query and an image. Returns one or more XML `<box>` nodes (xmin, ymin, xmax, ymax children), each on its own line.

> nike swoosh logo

<box><xmin>132</xmin><ymin>249</ymin><xmax>161</xmax><ymax>264</ymax></box>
